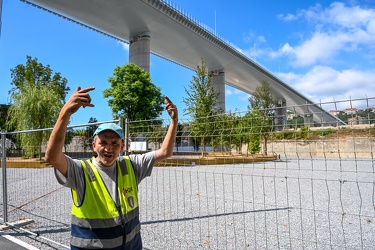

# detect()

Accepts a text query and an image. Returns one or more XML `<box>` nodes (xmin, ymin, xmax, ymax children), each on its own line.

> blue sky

<box><xmin>1</xmin><ymin>0</ymin><xmax>375</xmax><ymax>125</ymax></box>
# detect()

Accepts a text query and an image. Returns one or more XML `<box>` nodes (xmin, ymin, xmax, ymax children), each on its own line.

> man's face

<box><xmin>92</xmin><ymin>131</ymin><xmax>124</xmax><ymax>167</ymax></box>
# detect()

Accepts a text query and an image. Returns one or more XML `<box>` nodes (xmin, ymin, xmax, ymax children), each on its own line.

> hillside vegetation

<box><xmin>272</xmin><ymin>125</ymin><xmax>375</xmax><ymax>141</ymax></box>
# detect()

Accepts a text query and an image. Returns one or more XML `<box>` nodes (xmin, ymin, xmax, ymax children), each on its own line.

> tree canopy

<box><xmin>103</xmin><ymin>63</ymin><xmax>164</xmax><ymax>121</ymax></box>
<box><xmin>6</xmin><ymin>56</ymin><xmax>69</xmax><ymax>158</ymax></box>
<box><xmin>248</xmin><ymin>80</ymin><xmax>276</xmax><ymax>116</ymax></box>
<box><xmin>183</xmin><ymin>59</ymin><xmax>219</xmax><ymax>118</ymax></box>
<box><xmin>0</xmin><ymin>104</ymin><xmax>10</xmax><ymax>130</ymax></box>
<box><xmin>183</xmin><ymin>59</ymin><xmax>220</xmax><ymax>155</ymax></box>
<box><xmin>247</xmin><ymin>80</ymin><xmax>277</xmax><ymax>155</ymax></box>
<box><xmin>9</xmin><ymin>55</ymin><xmax>70</xmax><ymax>102</ymax></box>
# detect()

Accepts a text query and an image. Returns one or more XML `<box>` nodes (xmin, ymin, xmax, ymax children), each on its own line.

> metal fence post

<box><xmin>124</xmin><ymin>118</ymin><xmax>129</xmax><ymax>156</ymax></box>
<box><xmin>1</xmin><ymin>130</ymin><xmax>8</xmax><ymax>223</ymax></box>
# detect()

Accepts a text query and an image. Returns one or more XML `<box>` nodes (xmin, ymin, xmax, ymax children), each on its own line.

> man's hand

<box><xmin>164</xmin><ymin>96</ymin><xmax>178</xmax><ymax>122</ymax></box>
<box><xmin>155</xmin><ymin>96</ymin><xmax>179</xmax><ymax>164</ymax></box>
<box><xmin>62</xmin><ymin>86</ymin><xmax>95</xmax><ymax>115</ymax></box>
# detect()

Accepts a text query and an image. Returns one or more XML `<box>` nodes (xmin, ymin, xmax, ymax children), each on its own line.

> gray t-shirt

<box><xmin>55</xmin><ymin>152</ymin><xmax>156</xmax><ymax>205</ymax></box>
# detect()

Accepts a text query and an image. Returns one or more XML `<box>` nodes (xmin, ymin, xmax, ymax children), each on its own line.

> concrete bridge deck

<box><xmin>22</xmin><ymin>0</ymin><xmax>343</xmax><ymax>125</ymax></box>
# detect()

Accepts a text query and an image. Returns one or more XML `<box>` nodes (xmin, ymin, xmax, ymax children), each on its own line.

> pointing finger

<box><xmin>78</xmin><ymin>86</ymin><xmax>95</xmax><ymax>93</ymax></box>
<box><xmin>164</xmin><ymin>96</ymin><xmax>172</xmax><ymax>104</ymax></box>
<box><xmin>77</xmin><ymin>86</ymin><xmax>95</xmax><ymax>108</ymax></box>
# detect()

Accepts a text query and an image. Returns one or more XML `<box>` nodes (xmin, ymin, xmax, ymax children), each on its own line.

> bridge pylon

<box><xmin>211</xmin><ymin>70</ymin><xmax>225</xmax><ymax>112</ymax></box>
<box><xmin>129</xmin><ymin>32</ymin><xmax>151</xmax><ymax>73</ymax></box>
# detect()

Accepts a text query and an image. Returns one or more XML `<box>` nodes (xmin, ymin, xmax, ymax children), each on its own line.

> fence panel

<box><xmin>0</xmin><ymin>122</ymin><xmax>111</xmax><ymax>249</ymax></box>
<box><xmin>139</xmin><ymin>158</ymin><xmax>375</xmax><ymax>249</ymax></box>
<box><xmin>0</xmin><ymin>97</ymin><xmax>374</xmax><ymax>249</ymax></box>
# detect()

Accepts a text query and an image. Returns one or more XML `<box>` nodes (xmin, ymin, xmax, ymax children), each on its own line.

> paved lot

<box><xmin>0</xmin><ymin>233</ymin><xmax>39</xmax><ymax>250</ymax></box>
<box><xmin>0</xmin><ymin>157</ymin><xmax>374</xmax><ymax>249</ymax></box>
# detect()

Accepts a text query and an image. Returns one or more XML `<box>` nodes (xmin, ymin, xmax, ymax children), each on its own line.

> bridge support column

<box><xmin>275</xmin><ymin>99</ymin><xmax>287</xmax><ymax>130</ymax></box>
<box><xmin>211</xmin><ymin>71</ymin><xmax>225</xmax><ymax>112</ymax></box>
<box><xmin>304</xmin><ymin>113</ymin><xmax>313</xmax><ymax>126</ymax></box>
<box><xmin>129</xmin><ymin>32</ymin><xmax>150</xmax><ymax>72</ymax></box>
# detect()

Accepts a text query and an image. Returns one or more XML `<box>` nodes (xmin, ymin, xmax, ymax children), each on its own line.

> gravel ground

<box><xmin>0</xmin><ymin>157</ymin><xmax>374</xmax><ymax>249</ymax></box>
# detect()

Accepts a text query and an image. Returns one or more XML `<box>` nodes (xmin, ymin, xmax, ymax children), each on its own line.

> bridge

<box><xmin>23</xmin><ymin>0</ymin><xmax>343</xmax><ymax>126</ymax></box>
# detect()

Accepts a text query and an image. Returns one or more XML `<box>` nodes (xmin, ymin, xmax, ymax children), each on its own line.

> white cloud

<box><xmin>243</xmin><ymin>31</ymin><xmax>267</xmax><ymax>44</ymax></box>
<box><xmin>243</xmin><ymin>31</ymin><xmax>256</xmax><ymax>43</ymax></box>
<box><xmin>280</xmin><ymin>65</ymin><xmax>375</xmax><ymax>102</ymax></box>
<box><xmin>270</xmin><ymin>2</ymin><xmax>375</xmax><ymax>67</ymax></box>
<box><xmin>277</xmin><ymin>71</ymin><xmax>301</xmax><ymax>83</ymax></box>
<box><xmin>317</xmin><ymin>2</ymin><xmax>374</xmax><ymax>29</ymax></box>
<box><xmin>244</xmin><ymin>2</ymin><xmax>375</xmax><ymax>108</ymax></box>
<box><xmin>242</xmin><ymin>32</ymin><xmax>268</xmax><ymax>61</ymax></box>
<box><xmin>277</xmin><ymin>13</ymin><xmax>299</xmax><ymax>21</ymax></box>
<box><xmin>225</xmin><ymin>88</ymin><xmax>234</xmax><ymax>96</ymax></box>
<box><xmin>119</xmin><ymin>41</ymin><xmax>129</xmax><ymax>51</ymax></box>
<box><xmin>368</xmin><ymin>18</ymin><xmax>375</xmax><ymax>34</ymax></box>
<box><xmin>286</xmin><ymin>32</ymin><xmax>343</xmax><ymax>67</ymax></box>
<box><xmin>225</xmin><ymin>86</ymin><xmax>249</xmax><ymax>97</ymax></box>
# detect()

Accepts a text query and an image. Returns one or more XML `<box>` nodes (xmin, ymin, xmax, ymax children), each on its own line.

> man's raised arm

<box><xmin>45</xmin><ymin>86</ymin><xmax>95</xmax><ymax>177</ymax></box>
<box><xmin>155</xmin><ymin>96</ymin><xmax>178</xmax><ymax>164</ymax></box>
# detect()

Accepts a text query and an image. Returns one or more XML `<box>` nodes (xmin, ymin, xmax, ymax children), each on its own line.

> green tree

<box><xmin>6</xmin><ymin>56</ymin><xmax>69</xmax><ymax>159</ymax></box>
<box><xmin>247</xmin><ymin>80</ymin><xmax>276</xmax><ymax>155</ymax></box>
<box><xmin>232</xmin><ymin>114</ymin><xmax>248</xmax><ymax>153</ymax></box>
<box><xmin>6</xmin><ymin>84</ymin><xmax>62</xmax><ymax>159</ymax></box>
<box><xmin>243</xmin><ymin>109</ymin><xmax>265</xmax><ymax>154</ymax></box>
<box><xmin>183</xmin><ymin>59</ymin><xmax>220</xmax><ymax>156</ymax></box>
<box><xmin>86</xmin><ymin>117</ymin><xmax>99</xmax><ymax>138</ymax></box>
<box><xmin>81</xmin><ymin>117</ymin><xmax>99</xmax><ymax>151</ymax></box>
<box><xmin>146</xmin><ymin>121</ymin><xmax>167</xmax><ymax>150</ymax></box>
<box><xmin>299</xmin><ymin>125</ymin><xmax>310</xmax><ymax>140</ymax></box>
<box><xmin>214</xmin><ymin>112</ymin><xmax>239</xmax><ymax>152</ymax></box>
<box><xmin>0</xmin><ymin>104</ymin><xmax>10</xmax><ymax>130</ymax></box>
<box><xmin>64</xmin><ymin>127</ymin><xmax>75</xmax><ymax>152</ymax></box>
<box><xmin>0</xmin><ymin>104</ymin><xmax>20</xmax><ymax>150</ymax></box>
<box><xmin>337</xmin><ymin>111</ymin><xmax>351</xmax><ymax>123</ymax></box>
<box><xmin>287</xmin><ymin>115</ymin><xmax>305</xmax><ymax>128</ymax></box>
<box><xmin>9</xmin><ymin>56</ymin><xmax>70</xmax><ymax>102</ymax></box>
<box><xmin>175</xmin><ymin>123</ymin><xmax>184</xmax><ymax>152</ymax></box>
<box><xmin>103</xmin><ymin>63</ymin><xmax>164</xmax><ymax>121</ymax></box>
<box><xmin>72</xmin><ymin>118</ymin><xmax>99</xmax><ymax>152</ymax></box>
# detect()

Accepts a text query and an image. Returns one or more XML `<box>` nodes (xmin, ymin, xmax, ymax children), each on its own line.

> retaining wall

<box><xmin>268</xmin><ymin>137</ymin><xmax>375</xmax><ymax>158</ymax></box>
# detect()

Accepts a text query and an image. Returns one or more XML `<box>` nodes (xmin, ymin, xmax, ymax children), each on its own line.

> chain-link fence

<box><xmin>1</xmin><ymin>97</ymin><xmax>375</xmax><ymax>249</ymax></box>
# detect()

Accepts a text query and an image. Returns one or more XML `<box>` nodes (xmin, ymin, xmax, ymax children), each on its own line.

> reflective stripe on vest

<box><xmin>71</xmin><ymin>157</ymin><xmax>140</xmax><ymax>249</ymax></box>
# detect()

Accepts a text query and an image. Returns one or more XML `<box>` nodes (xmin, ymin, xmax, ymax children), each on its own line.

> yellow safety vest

<box><xmin>70</xmin><ymin>156</ymin><xmax>141</xmax><ymax>249</ymax></box>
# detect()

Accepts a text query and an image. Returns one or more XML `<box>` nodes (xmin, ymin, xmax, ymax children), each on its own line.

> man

<box><xmin>45</xmin><ymin>86</ymin><xmax>178</xmax><ymax>249</ymax></box>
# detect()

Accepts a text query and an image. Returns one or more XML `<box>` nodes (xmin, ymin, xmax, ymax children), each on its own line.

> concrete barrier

<box><xmin>268</xmin><ymin>137</ymin><xmax>375</xmax><ymax>158</ymax></box>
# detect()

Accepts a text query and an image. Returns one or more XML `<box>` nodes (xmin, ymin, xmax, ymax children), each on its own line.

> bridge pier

<box><xmin>304</xmin><ymin>113</ymin><xmax>314</xmax><ymax>126</ymax></box>
<box><xmin>128</xmin><ymin>33</ymin><xmax>227</xmax><ymax>113</ymax></box>
<box><xmin>129</xmin><ymin>32</ymin><xmax>150</xmax><ymax>72</ymax></box>
<box><xmin>275</xmin><ymin>99</ymin><xmax>287</xmax><ymax>130</ymax></box>
<box><xmin>211</xmin><ymin>70</ymin><xmax>225</xmax><ymax>112</ymax></box>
